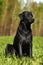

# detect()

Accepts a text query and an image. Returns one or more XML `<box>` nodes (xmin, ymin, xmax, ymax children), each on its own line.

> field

<box><xmin>0</xmin><ymin>36</ymin><xmax>43</xmax><ymax>65</ymax></box>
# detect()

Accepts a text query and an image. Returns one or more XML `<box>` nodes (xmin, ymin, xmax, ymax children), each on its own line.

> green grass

<box><xmin>0</xmin><ymin>36</ymin><xmax>43</xmax><ymax>65</ymax></box>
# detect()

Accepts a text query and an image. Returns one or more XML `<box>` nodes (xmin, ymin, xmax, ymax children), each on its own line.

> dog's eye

<box><xmin>28</xmin><ymin>13</ymin><xmax>33</xmax><ymax>17</ymax></box>
<box><xmin>30</xmin><ymin>13</ymin><xmax>33</xmax><ymax>17</ymax></box>
<box><xmin>29</xmin><ymin>15</ymin><xmax>32</xmax><ymax>18</ymax></box>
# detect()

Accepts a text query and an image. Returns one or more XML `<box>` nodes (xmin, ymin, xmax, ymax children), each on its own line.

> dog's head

<box><xmin>19</xmin><ymin>11</ymin><xmax>34</xmax><ymax>24</ymax></box>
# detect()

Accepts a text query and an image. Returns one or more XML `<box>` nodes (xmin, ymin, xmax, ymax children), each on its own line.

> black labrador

<box><xmin>5</xmin><ymin>11</ymin><xmax>34</xmax><ymax>58</ymax></box>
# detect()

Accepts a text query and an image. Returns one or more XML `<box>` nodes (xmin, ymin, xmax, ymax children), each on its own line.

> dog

<box><xmin>5</xmin><ymin>44</ymin><xmax>15</xmax><ymax>56</ymax></box>
<box><xmin>13</xmin><ymin>11</ymin><xmax>34</xmax><ymax>57</ymax></box>
<box><xmin>5</xmin><ymin>11</ymin><xmax>34</xmax><ymax>58</ymax></box>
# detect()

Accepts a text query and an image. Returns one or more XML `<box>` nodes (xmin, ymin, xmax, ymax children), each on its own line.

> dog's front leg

<box><xmin>29</xmin><ymin>42</ymin><xmax>32</xmax><ymax>58</ymax></box>
<box><xmin>19</xmin><ymin>41</ymin><xmax>22</xmax><ymax>57</ymax></box>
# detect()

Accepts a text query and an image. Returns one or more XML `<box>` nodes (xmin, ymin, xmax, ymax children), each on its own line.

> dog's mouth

<box><xmin>26</xmin><ymin>18</ymin><xmax>34</xmax><ymax>24</ymax></box>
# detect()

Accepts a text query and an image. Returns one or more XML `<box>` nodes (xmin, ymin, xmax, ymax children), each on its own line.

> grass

<box><xmin>0</xmin><ymin>36</ymin><xmax>43</xmax><ymax>65</ymax></box>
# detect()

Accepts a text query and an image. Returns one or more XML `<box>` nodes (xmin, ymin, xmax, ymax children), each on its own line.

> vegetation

<box><xmin>31</xmin><ymin>2</ymin><xmax>43</xmax><ymax>36</ymax></box>
<box><xmin>0</xmin><ymin>0</ymin><xmax>43</xmax><ymax>36</ymax></box>
<box><xmin>0</xmin><ymin>0</ymin><xmax>43</xmax><ymax>65</ymax></box>
<box><xmin>0</xmin><ymin>36</ymin><xmax>43</xmax><ymax>65</ymax></box>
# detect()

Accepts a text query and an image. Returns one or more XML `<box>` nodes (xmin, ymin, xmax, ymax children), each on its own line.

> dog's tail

<box><xmin>5</xmin><ymin>44</ymin><xmax>15</xmax><ymax>56</ymax></box>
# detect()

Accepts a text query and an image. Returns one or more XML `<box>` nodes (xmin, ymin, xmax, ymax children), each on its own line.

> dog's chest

<box><xmin>17</xmin><ymin>21</ymin><xmax>32</xmax><ymax>41</ymax></box>
<box><xmin>18</xmin><ymin>28</ymin><xmax>32</xmax><ymax>41</ymax></box>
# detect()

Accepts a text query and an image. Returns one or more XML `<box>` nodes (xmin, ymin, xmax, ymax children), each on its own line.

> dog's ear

<box><xmin>19</xmin><ymin>13</ymin><xmax>24</xmax><ymax>20</ymax></box>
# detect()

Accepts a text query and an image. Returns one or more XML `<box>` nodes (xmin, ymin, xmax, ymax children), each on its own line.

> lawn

<box><xmin>0</xmin><ymin>36</ymin><xmax>43</xmax><ymax>65</ymax></box>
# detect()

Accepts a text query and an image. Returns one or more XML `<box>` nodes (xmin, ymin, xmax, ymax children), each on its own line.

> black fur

<box><xmin>5</xmin><ymin>11</ymin><xmax>34</xmax><ymax>58</ymax></box>
<box><xmin>5</xmin><ymin>44</ymin><xmax>15</xmax><ymax>55</ymax></box>
<box><xmin>13</xmin><ymin>11</ymin><xmax>34</xmax><ymax>57</ymax></box>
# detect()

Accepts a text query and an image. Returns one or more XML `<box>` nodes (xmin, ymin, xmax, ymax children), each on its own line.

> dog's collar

<box><xmin>18</xmin><ymin>26</ymin><xmax>32</xmax><ymax>36</ymax></box>
<box><xmin>18</xmin><ymin>29</ymin><xmax>32</xmax><ymax>41</ymax></box>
